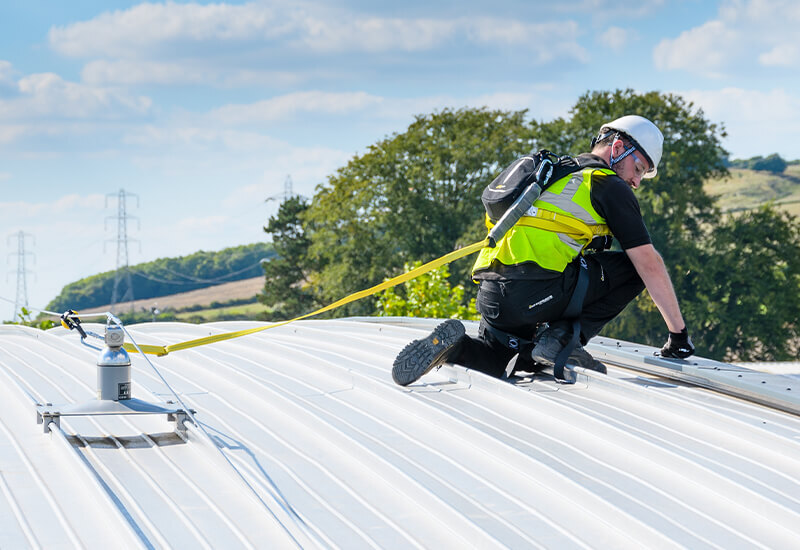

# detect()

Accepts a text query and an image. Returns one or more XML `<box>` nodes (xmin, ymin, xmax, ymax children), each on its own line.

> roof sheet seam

<box><xmin>173</xmin><ymin>373</ymin><xmax>487</xmax><ymax>549</ymax></box>
<box><xmin>549</xmin><ymin>383</ymin><xmax>800</xmax><ymax>528</ymax></box>
<box><xmin>0</xmin><ymin>416</ymin><xmax>83</xmax><ymax>548</ymax></box>
<box><xmin>418</xmin><ymin>385</ymin><xmax>693</xmax><ymax>547</ymax></box>
<box><xmin>430</xmin><ymin>367</ymin><xmax>794</xmax><ymax>545</ymax></box>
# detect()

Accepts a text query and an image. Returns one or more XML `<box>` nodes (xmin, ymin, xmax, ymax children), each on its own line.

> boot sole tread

<box><xmin>392</xmin><ymin>320</ymin><xmax>465</xmax><ymax>386</ymax></box>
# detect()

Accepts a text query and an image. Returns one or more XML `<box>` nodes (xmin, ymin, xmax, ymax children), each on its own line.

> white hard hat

<box><xmin>599</xmin><ymin>115</ymin><xmax>663</xmax><ymax>178</ymax></box>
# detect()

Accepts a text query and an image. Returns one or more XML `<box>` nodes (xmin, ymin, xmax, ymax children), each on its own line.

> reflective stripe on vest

<box><xmin>472</xmin><ymin>167</ymin><xmax>613</xmax><ymax>276</ymax></box>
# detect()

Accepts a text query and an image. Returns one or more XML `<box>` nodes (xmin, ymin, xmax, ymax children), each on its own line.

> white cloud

<box><xmin>0</xmin><ymin>172</ymin><xmax>11</xmax><ymax>181</ymax></box>
<box><xmin>654</xmin><ymin>0</ymin><xmax>800</xmax><ymax>75</ymax></box>
<box><xmin>82</xmin><ymin>59</ymin><xmax>212</xmax><ymax>86</ymax></box>
<box><xmin>0</xmin><ymin>60</ymin><xmax>16</xmax><ymax>87</ymax></box>
<box><xmin>205</xmin><ymin>89</ymin><xmax>569</xmax><ymax>131</ymax></box>
<box><xmin>48</xmin><ymin>2</ymin><xmax>589</xmax><ymax>86</ymax></box>
<box><xmin>299</xmin><ymin>15</ymin><xmax>455</xmax><ymax>52</ymax></box>
<box><xmin>222</xmin><ymin>145</ymin><xmax>352</xmax><ymax>208</ymax></box>
<box><xmin>119</xmin><ymin>123</ymin><xmax>352</xmax><ymax>203</ymax></box>
<box><xmin>49</xmin><ymin>2</ymin><xmax>283</xmax><ymax>59</ymax></box>
<box><xmin>209</xmin><ymin>91</ymin><xmax>384</xmax><ymax>124</ymax></box>
<box><xmin>678</xmin><ymin>87</ymin><xmax>800</xmax><ymax>159</ymax></box>
<box><xmin>0</xmin><ymin>193</ymin><xmax>106</xmax><ymax>222</ymax></box>
<box><xmin>597</xmin><ymin>27</ymin><xmax>638</xmax><ymax>52</ymax></box>
<box><xmin>17</xmin><ymin>73</ymin><xmax>151</xmax><ymax>117</ymax></box>
<box><xmin>0</xmin><ymin>65</ymin><xmax>151</xmax><ymax>124</ymax></box>
<box><xmin>367</xmin><ymin>90</ymin><xmax>573</xmax><ymax>125</ymax></box>
<box><xmin>81</xmin><ymin>59</ymin><xmax>304</xmax><ymax>88</ymax></box>
<box><xmin>122</xmin><ymin>125</ymin><xmax>288</xmax><ymax>153</ymax></box>
<box><xmin>653</xmin><ymin>21</ymin><xmax>741</xmax><ymax>76</ymax></box>
<box><xmin>563</xmin><ymin>0</ymin><xmax>665</xmax><ymax>17</ymax></box>
<box><xmin>466</xmin><ymin>18</ymin><xmax>589</xmax><ymax>63</ymax></box>
<box><xmin>759</xmin><ymin>44</ymin><xmax>799</xmax><ymax>67</ymax></box>
<box><xmin>0</xmin><ymin>125</ymin><xmax>26</xmax><ymax>144</ymax></box>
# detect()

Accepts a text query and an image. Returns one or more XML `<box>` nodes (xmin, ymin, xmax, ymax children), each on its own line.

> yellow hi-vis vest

<box><xmin>472</xmin><ymin>167</ymin><xmax>614</xmax><ymax>276</ymax></box>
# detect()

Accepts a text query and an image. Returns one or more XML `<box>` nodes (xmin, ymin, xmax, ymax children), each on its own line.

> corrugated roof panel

<box><xmin>2</xmin><ymin>318</ymin><xmax>800</xmax><ymax>548</ymax></box>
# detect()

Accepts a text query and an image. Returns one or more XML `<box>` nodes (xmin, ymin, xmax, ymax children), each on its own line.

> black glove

<box><xmin>660</xmin><ymin>327</ymin><xmax>695</xmax><ymax>359</ymax></box>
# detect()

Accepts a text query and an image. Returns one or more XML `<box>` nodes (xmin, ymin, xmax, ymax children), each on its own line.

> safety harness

<box><xmin>479</xmin><ymin>172</ymin><xmax>608</xmax><ymax>383</ymax></box>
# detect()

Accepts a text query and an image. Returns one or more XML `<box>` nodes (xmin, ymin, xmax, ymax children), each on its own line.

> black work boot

<box><xmin>392</xmin><ymin>320</ymin><xmax>466</xmax><ymax>386</ymax></box>
<box><xmin>532</xmin><ymin>325</ymin><xmax>608</xmax><ymax>375</ymax></box>
<box><xmin>530</xmin><ymin>325</ymin><xmax>571</xmax><ymax>367</ymax></box>
<box><xmin>567</xmin><ymin>346</ymin><xmax>607</xmax><ymax>374</ymax></box>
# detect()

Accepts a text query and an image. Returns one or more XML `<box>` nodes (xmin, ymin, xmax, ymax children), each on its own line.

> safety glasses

<box><xmin>631</xmin><ymin>151</ymin><xmax>648</xmax><ymax>179</ymax></box>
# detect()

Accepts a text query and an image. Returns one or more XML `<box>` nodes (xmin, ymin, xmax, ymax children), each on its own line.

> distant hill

<box><xmin>80</xmin><ymin>276</ymin><xmax>266</xmax><ymax>315</ymax></box>
<box><xmin>47</xmin><ymin>242</ymin><xmax>275</xmax><ymax>312</ymax></box>
<box><xmin>704</xmin><ymin>163</ymin><xmax>800</xmax><ymax>217</ymax></box>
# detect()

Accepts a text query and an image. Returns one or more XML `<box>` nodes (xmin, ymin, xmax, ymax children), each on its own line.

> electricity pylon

<box><xmin>8</xmin><ymin>231</ymin><xmax>34</xmax><ymax>322</ymax></box>
<box><xmin>105</xmin><ymin>190</ymin><xmax>140</xmax><ymax>313</ymax></box>
<box><xmin>266</xmin><ymin>175</ymin><xmax>294</xmax><ymax>203</ymax></box>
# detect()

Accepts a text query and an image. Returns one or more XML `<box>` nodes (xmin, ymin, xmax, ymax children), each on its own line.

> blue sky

<box><xmin>2</xmin><ymin>0</ymin><xmax>799</xmax><ymax>320</ymax></box>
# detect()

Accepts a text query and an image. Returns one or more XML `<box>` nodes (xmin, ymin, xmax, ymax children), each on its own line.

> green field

<box><xmin>704</xmin><ymin>165</ymin><xmax>800</xmax><ymax>217</ymax></box>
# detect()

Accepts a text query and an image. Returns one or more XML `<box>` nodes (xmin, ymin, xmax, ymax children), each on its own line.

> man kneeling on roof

<box><xmin>392</xmin><ymin>115</ymin><xmax>695</xmax><ymax>386</ymax></box>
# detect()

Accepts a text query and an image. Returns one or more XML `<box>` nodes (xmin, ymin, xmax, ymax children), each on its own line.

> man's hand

<box><xmin>661</xmin><ymin>327</ymin><xmax>695</xmax><ymax>359</ymax></box>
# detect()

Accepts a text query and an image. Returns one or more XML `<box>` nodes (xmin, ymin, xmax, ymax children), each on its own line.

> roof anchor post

<box><xmin>35</xmin><ymin>323</ymin><xmax>195</xmax><ymax>437</ymax></box>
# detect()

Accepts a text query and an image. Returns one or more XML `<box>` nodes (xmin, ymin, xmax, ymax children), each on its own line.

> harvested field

<box><xmin>82</xmin><ymin>276</ymin><xmax>264</xmax><ymax>314</ymax></box>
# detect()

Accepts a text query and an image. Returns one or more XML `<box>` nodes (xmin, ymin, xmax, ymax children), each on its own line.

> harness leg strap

<box><xmin>480</xmin><ymin>321</ymin><xmax>535</xmax><ymax>379</ymax></box>
<box><xmin>553</xmin><ymin>258</ymin><xmax>589</xmax><ymax>383</ymax></box>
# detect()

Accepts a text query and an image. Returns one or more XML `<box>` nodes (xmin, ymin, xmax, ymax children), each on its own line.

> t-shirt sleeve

<box><xmin>590</xmin><ymin>172</ymin><xmax>652</xmax><ymax>250</ymax></box>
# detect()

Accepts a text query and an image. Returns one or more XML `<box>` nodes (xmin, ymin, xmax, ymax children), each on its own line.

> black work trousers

<box><xmin>452</xmin><ymin>251</ymin><xmax>645</xmax><ymax>377</ymax></box>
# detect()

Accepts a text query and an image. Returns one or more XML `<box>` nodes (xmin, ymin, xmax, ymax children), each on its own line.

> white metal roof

<box><xmin>1</xmin><ymin>317</ymin><xmax>800</xmax><ymax>549</ymax></box>
<box><xmin>737</xmin><ymin>361</ymin><xmax>800</xmax><ymax>377</ymax></box>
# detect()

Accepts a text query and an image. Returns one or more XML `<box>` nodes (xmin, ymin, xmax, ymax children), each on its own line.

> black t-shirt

<box><xmin>581</xmin><ymin>154</ymin><xmax>651</xmax><ymax>250</ymax></box>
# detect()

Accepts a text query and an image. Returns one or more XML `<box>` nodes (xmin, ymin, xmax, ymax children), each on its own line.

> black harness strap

<box><xmin>481</xmin><ymin>321</ymin><xmax>534</xmax><ymax>353</ymax></box>
<box><xmin>553</xmin><ymin>257</ymin><xmax>589</xmax><ymax>382</ymax></box>
<box><xmin>480</xmin><ymin>322</ymin><xmax>535</xmax><ymax>379</ymax></box>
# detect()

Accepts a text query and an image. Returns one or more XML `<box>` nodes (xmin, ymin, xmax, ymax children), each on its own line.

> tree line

<box><xmin>726</xmin><ymin>153</ymin><xmax>794</xmax><ymax>173</ymax></box>
<box><xmin>47</xmin><ymin>242</ymin><xmax>275</xmax><ymax>311</ymax></box>
<box><xmin>260</xmin><ymin>89</ymin><xmax>800</xmax><ymax>362</ymax></box>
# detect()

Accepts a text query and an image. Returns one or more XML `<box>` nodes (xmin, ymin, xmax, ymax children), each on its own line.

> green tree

<box><xmin>751</xmin><ymin>154</ymin><xmax>787</xmax><ymax>173</ymax></box>
<box><xmin>304</xmin><ymin>107</ymin><xmax>535</xmax><ymax>316</ymax></box>
<box><xmin>260</xmin><ymin>196</ymin><xmax>320</xmax><ymax>320</ymax></box>
<box><xmin>376</xmin><ymin>262</ymin><xmax>480</xmax><ymax>320</ymax></box>
<box><xmin>690</xmin><ymin>206</ymin><xmax>800</xmax><ymax>361</ymax></box>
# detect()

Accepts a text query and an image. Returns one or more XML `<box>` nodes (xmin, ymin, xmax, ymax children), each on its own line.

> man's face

<box><xmin>612</xmin><ymin>140</ymin><xmax>650</xmax><ymax>190</ymax></box>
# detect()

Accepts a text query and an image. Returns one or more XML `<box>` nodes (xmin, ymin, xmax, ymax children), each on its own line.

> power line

<box><xmin>266</xmin><ymin>174</ymin><xmax>296</xmax><ymax>203</ymax></box>
<box><xmin>130</xmin><ymin>260</ymin><xmax>265</xmax><ymax>286</ymax></box>
<box><xmin>8</xmin><ymin>231</ymin><xmax>35</xmax><ymax>322</ymax></box>
<box><xmin>145</xmin><ymin>260</ymin><xmax>266</xmax><ymax>283</ymax></box>
<box><xmin>105</xmin><ymin>189</ymin><xmax>140</xmax><ymax>313</ymax></box>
